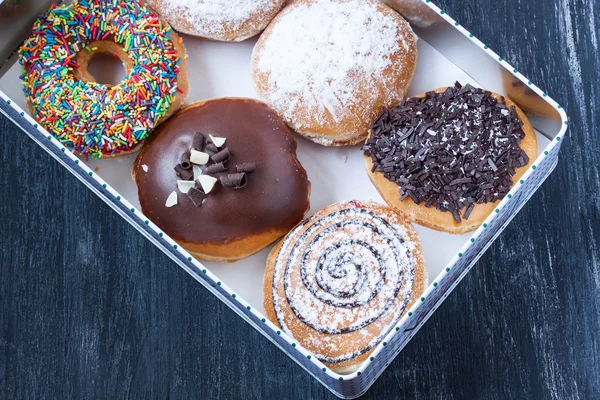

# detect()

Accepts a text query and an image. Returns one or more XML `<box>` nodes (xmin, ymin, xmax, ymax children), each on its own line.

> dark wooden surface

<box><xmin>1</xmin><ymin>0</ymin><xmax>598</xmax><ymax>399</ymax></box>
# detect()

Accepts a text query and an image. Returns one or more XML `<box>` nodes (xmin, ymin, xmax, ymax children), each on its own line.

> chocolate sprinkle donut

<box><xmin>363</xmin><ymin>82</ymin><xmax>530</xmax><ymax>222</ymax></box>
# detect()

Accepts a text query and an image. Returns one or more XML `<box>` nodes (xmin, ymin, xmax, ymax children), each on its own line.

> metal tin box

<box><xmin>0</xmin><ymin>1</ymin><xmax>568</xmax><ymax>398</ymax></box>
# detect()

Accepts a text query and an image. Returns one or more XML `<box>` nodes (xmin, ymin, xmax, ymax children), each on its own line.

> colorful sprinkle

<box><xmin>18</xmin><ymin>0</ymin><xmax>181</xmax><ymax>159</ymax></box>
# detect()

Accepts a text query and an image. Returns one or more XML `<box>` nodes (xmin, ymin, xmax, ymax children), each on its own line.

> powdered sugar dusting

<box><xmin>271</xmin><ymin>202</ymin><xmax>418</xmax><ymax>364</ymax></box>
<box><xmin>149</xmin><ymin>0</ymin><xmax>281</xmax><ymax>41</ymax></box>
<box><xmin>253</xmin><ymin>0</ymin><xmax>417</xmax><ymax>134</ymax></box>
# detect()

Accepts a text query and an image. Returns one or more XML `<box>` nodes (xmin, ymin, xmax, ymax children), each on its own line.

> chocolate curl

<box><xmin>220</xmin><ymin>173</ymin><xmax>247</xmax><ymax>189</ymax></box>
<box><xmin>192</xmin><ymin>132</ymin><xmax>205</xmax><ymax>151</ymax></box>
<box><xmin>204</xmin><ymin>162</ymin><xmax>226</xmax><ymax>174</ymax></box>
<box><xmin>205</xmin><ymin>143</ymin><xmax>218</xmax><ymax>153</ymax></box>
<box><xmin>236</xmin><ymin>162</ymin><xmax>256</xmax><ymax>173</ymax></box>
<box><xmin>463</xmin><ymin>203</ymin><xmax>474</xmax><ymax>220</ymax></box>
<box><xmin>187</xmin><ymin>187</ymin><xmax>206</xmax><ymax>207</ymax></box>
<box><xmin>211</xmin><ymin>148</ymin><xmax>231</xmax><ymax>163</ymax></box>
<box><xmin>180</xmin><ymin>151</ymin><xmax>191</xmax><ymax>169</ymax></box>
<box><xmin>174</xmin><ymin>164</ymin><xmax>193</xmax><ymax>180</ymax></box>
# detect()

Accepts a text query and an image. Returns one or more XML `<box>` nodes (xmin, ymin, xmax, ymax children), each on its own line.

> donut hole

<box><xmin>74</xmin><ymin>41</ymin><xmax>133</xmax><ymax>87</ymax></box>
<box><xmin>87</xmin><ymin>52</ymin><xmax>127</xmax><ymax>86</ymax></box>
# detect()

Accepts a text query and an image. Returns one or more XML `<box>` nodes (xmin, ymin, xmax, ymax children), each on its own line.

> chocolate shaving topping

<box><xmin>463</xmin><ymin>203</ymin><xmax>475</xmax><ymax>220</ymax></box>
<box><xmin>192</xmin><ymin>132</ymin><xmax>205</xmax><ymax>151</ymax></box>
<box><xmin>204</xmin><ymin>162</ymin><xmax>226</xmax><ymax>174</ymax></box>
<box><xmin>211</xmin><ymin>148</ymin><xmax>231</xmax><ymax>163</ymax></box>
<box><xmin>174</xmin><ymin>164</ymin><xmax>193</xmax><ymax>180</ymax></box>
<box><xmin>220</xmin><ymin>173</ymin><xmax>247</xmax><ymax>189</ymax></box>
<box><xmin>205</xmin><ymin>143</ymin><xmax>218</xmax><ymax>153</ymax></box>
<box><xmin>187</xmin><ymin>187</ymin><xmax>206</xmax><ymax>207</ymax></box>
<box><xmin>236</xmin><ymin>162</ymin><xmax>256</xmax><ymax>173</ymax></box>
<box><xmin>363</xmin><ymin>81</ymin><xmax>529</xmax><ymax>222</ymax></box>
<box><xmin>180</xmin><ymin>151</ymin><xmax>191</xmax><ymax>170</ymax></box>
<box><xmin>172</xmin><ymin>134</ymin><xmax>256</xmax><ymax>205</ymax></box>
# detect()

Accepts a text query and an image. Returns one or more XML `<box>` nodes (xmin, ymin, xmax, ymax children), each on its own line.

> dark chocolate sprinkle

<box><xmin>203</xmin><ymin>162</ymin><xmax>226</xmax><ymax>174</ymax></box>
<box><xmin>192</xmin><ymin>132</ymin><xmax>205</xmax><ymax>151</ymax></box>
<box><xmin>451</xmin><ymin>210</ymin><xmax>461</xmax><ymax>223</ymax></box>
<box><xmin>363</xmin><ymin>82</ymin><xmax>528</xmax><ymax>222</ymax></box>
<box><xmin>220</xmin><ymin>173</ymin><xmax>247</xmax><ymax>189</ymax></box>
<box><xmin>236</xmin><ymin>162</ymin><xmax>257</xmax><ymax>173</ymax></box>
<box><xmin>205</xmin><ymin>143</ymin><xmax>218</xmax><ymax>153</ymax></box>
<box><xmin>174</xmin><ymin>164</ymin><xmax>193</xmax><ymax>180</ymax></box>
<box><xmin>187</xmin><ymin>187</ymin><xmax>206</xmax><ymax>207</ymax></box>
<box><xmin>211</xmin><ymin>148</ymin><xmax>231</xmax><ymax>163</ymax></box>
<box><xmin>463</xmin><ymin>203</ymin><xmax>475</xmax><ymax>220</ymax></box>
<box><xmin>180</xmin><ymin>151</ymin><xmax>191</xmax><ymax>170</ymax></box>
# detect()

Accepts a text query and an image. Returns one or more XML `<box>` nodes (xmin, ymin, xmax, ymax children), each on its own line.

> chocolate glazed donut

<box><xmin>133</xmin><ymin>98</ymin><xmax>311</xmax><ymax>262</ymax></box>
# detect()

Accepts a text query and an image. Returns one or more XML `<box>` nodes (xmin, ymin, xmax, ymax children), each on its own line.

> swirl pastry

<box><xmin>264</xmin><ymin>201</ymin><xmax>427</xmax><ymax>373</ymax></box>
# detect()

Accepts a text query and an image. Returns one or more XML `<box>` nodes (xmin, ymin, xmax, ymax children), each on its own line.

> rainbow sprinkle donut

<box><xmin>18</xmin><ymin>0</ymin><xmax>188</xmax><ymax>159</ymax></box>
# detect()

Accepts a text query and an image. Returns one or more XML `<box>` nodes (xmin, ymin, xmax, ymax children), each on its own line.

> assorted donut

<box><xmin>132</xmin><ymin>98</ymin><xmax>310</xmax><ymax>262</ymax></box>
<box><xmin>264</xmin><ymin>201</ymin><xmax>427</xmax><ymax>373</ymax></box>
<box><xmin>145</xmin><ymin>0</ymin><xmax>286</xmax><ymax>42</ymax></box>
<box><xmin>364</xmin><ymin>83</ymin><xmax>538</xmax><ymax>233</ymax></box>
<box><xmin>18</xmin><ymin>0</ymin><xmax>539</xmax><ymax>373</ymax></box>
<box><xmin>18</xmin><ymin>0</ymin><xmax>188</xmax><ymax>158</ymax></box>
<box><xmin>252</xmin><ymin>0</ymin><xmax>417</xmax><ymax>146</ymax></box>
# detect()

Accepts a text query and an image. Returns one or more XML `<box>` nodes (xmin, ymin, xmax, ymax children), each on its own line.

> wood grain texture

<box><xmin>0</xmin><ymin>0</ymin><xmax>598</xmax><ymax>399</ymax></box>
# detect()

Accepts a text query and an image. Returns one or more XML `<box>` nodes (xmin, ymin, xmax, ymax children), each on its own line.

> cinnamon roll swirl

<box><xmin>264</xmin><ymin>201</ymin><xmax>427</xmax><ymax>374</ymax></box>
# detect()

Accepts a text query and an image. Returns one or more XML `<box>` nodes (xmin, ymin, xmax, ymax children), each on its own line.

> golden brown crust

<box><xmin>146</xmin><ymin>0</ymin><xmax>286</xmax><ymax>42</ymax></box>
<box><xmin>263</xmin><ymin>201</ymin><xmax>427</xmax><ymax>374</ymax></box>
<box><xmin>252</xmin><ymin>0</ymin><xmax>418</xmax><ymax>147</ymax></box>
<box><xmin>164</xmin><ymin>30</ymin><xmax>190</xmax><ymax>121</ymax></box>
<box><xmin>182</xmin><ymin>228</ymin><xmax>290</xmax><ymax>262</ymax></box>
<box><xmin>364</xmin><ymin>89</ymin><xmax>538</xmax><ymax>234</ymax></box>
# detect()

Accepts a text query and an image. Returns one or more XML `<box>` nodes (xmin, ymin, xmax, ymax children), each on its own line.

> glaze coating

<box><xmin>133</xmin><ymin>98</ymin><xmax>310</xmax><ymax>245</ymax></box>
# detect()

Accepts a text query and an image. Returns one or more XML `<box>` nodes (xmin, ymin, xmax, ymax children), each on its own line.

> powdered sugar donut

<box><xmin>264</xmin><ymin>201</ymin><xmax>427</xmax><ymax>373</ymax></box>
<box><xmin>146</xmin><ymin>0</ymin><xmax>285</xmax><ymax>42</ymax></box>
<box><xmin>252</xmin><ymin>0</ymin><xmax>418</xmax><ymax>146</ymax></box>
